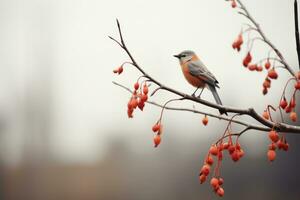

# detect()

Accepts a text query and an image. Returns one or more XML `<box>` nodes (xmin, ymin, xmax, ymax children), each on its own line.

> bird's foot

<box><xmin>196</xmin><ymin>88</ymin><xmax>205</xmax><ymax>99</ymax></box>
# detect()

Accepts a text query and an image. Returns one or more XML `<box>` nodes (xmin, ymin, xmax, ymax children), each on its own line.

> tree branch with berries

<box><xmin>110</xmin><ymin>0</ymin><xmax>300</xmax><ymax>197</ymax></box>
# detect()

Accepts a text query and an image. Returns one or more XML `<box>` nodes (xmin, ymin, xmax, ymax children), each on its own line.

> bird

<box><xmin>174</xmin><ymin>50</ymin><xmax>227</xmax><ymax>115</ymax></box>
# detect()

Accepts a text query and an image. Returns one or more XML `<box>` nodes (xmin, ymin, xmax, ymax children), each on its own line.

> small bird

<box><xmin>174</xmin><ymin>50</ymin><xmax>227</xmax><ymax>115</ymax></box>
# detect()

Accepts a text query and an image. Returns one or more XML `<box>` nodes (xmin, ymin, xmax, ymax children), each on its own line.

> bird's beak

<box><xmin>173</xmin><ymin>54</ymin><xmax>181</xmax><ymax>59</ymax></box>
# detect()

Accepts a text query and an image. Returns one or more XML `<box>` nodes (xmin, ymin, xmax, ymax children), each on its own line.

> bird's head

<box><xmin>173</xmin><ymin>50</ymin><xmax>196</xmax><ymax>63</ymax></box>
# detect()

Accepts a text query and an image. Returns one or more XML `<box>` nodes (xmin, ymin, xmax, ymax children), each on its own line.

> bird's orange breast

<box><xmin>181</xmin><ymin>62</ymin><xmax>206</xmax><ymax>88</ymax></box>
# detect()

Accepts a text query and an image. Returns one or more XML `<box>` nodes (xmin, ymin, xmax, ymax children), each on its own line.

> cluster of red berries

<box><xmin>199</xmin><ymin>139</ymin><xmax>244</xmax><ymax>197</ymax></box>
<box><xmin>127</xmin><ymin>82</ymin><xmax>149</xmax><ymax>118</ymax></box>
<box><xmin>152</xmin><ymin>123</ymin><xmax>162</xmax><ymax>147</ymax></box>
<box><xmin>280</xmin><ymin>95</ymin><xmax>298</xmax><ymax>122</ymax></box>
<box><xmin>242</xmin><ymin>52</ymin><xmax>277</xmax><ymax>82</ymax></box>
<box><xmin>199</xmin><ymin>157</ymin><xmax>225</xmax><ymax>197</ymax></box>
<box><xmin>210</xmin><ymin>177</ymin><xmax>225</xmax><ymax>197</ymax></box>
<box><xmin>263</xmin><ymin>72</ymin><xmax>300</xmax><ymax>122</ymax></box>
<box><xmin>231</xmin><ymin>31</ymin><xmax>282</xmax><ymax>95</ymax></box>
<box><xmin>286</xmin><ymin>72</ymin><xmax>300</xmax><ymax>121</ymax></box>
<box><xmin>267</xmin><ymin>130</ymin><xmax>289</xmax><ymax>161</ymax></box>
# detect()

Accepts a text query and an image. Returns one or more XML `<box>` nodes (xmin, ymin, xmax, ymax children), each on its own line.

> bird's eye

<box><xmin>181</xmin><ymin>54</ymin><xmax>186</xmax><ymax>57</ymax></box>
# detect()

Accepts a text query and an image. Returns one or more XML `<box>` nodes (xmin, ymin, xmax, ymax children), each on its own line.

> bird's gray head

<box><xmin>173</xmin><ymin>50</ymin><xmax>196</xmax><ymax>62</ymax></box>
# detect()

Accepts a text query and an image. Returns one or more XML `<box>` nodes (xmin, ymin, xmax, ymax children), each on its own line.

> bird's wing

<box><xmin>187</xmin><ymin>60</ymin><xmax>219</xmax><ymax>87</ymax></box>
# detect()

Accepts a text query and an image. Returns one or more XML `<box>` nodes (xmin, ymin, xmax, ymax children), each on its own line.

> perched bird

<box><xmin>174</xmin><ymin>50</ymin><xmax>227</xmax><ymax>115</ymax></box>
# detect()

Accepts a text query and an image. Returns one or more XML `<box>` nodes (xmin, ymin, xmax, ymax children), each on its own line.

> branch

<box><xmin>109</xmin><ymin>20</ymin><xmax>300</xmax><ymax>134</ymax></box>
<box><xmin>112</xmin><ymin>81</ymin><xmax>270</xmax><ymax>132</ymax></box>
<box><xmin>237</xmin><ymin>0</ymin><xmax>296</xmax><ymax>77</ymax></box>
<box><xmin>295</xmin><ymin>0</ymin><xmax>300</xmax><ymax>69</ymax></box>
<box><xmin>112</xmin><ymin>81</ymin><xmax>300</xmax><ymax>134</ymax></box>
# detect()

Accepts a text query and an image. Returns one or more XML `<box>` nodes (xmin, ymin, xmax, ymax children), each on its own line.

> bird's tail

<box><xmin>208</xmin><ymin>85</ymin><xmax>228</xmax><ymax>115</ymax></box>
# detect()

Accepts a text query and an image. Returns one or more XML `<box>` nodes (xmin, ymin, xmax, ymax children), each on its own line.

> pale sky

<box><xmin>0</xmin><ymin>0</ymin><xmax>297</xmax><ymax>164</ymax></box>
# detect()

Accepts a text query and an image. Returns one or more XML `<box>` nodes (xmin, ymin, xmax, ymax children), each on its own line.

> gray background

<box><xmin>0</xmin><ymin>0</ymin><xmax>299</xmax><ymax>199</ymax></box>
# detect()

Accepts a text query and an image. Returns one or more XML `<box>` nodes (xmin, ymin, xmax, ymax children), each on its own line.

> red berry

<box><xmin>131</xmin><ymin>98</ymin><xmax>138</xmax><ymax>108</ymax></box>
<box><xmin>228</xmin><ymin>145</ymin><xmax>235</xmax><ymax>154</ymax></box>
<box><xmin>209</xmin><ymin>145</ymin><xmax>218</xmax><ymax>156</ymax></box>
<box><xmin>134</xmin><ymin>82</ymin><xmax>139</xmax><ymax>90</ymax></box>
<box><xmin>262</xmin><ymin>110</ymin><xmax>269</xmax><ymax>120</ymax></box>
<box><xmin>280</xmin><ymin>98</ymin><xmax>288</xmax><ymax>109</ymax></box>
<box><xmin>217</xmin><ymin>187</ymin><xmax>225</xmax><ymax>197</ymax></box>
<box><xmin>262</xmin><ymin>87</ymin><xmax>268</xmax><ymax>95</ymax></box>
<box><xmin>127</xmin><ymin>100</ymin><xmax>133</xmax><ymax>110</ymax></box>
<box><xmin>248</xmin><ymin>64</ymin><xmax>257</xmax><ymax>71</ymax></box>
<box><xmin>199</xmin><ymin>174</ymin><xmax>206</xmax><ymax>184</ymax></box>
<box><xmin>141</xmin><ymin>94</ymin><xmax>148</xmax><ymax>102</ymax></box>
<box><xmin>277</xmin><ymin>140</ymin><xmax>284</xmax><ymax>150</ymax></box>
<box><xmin>263</xmin><ymin>79</ymin><xmax>271</xmax><ymax>88</ymax></box>
<box><xmin>153</xmin><ymin>135</ymin><xmax>161</xmax><ymax>147</ymax></box>
<box><xmin>232</xmin><ymin>34</ymin><xmax>243</xmax><ymax>51</ymax></box>
<box><xmin>113</xmin><ymin>66</ymin><xmax>124</xmax><ymax>74</ymax></box>
<box><xmin>267</xmin><ymin>150</ymin><xmax>276</xmax><ymax>162</ymax></box>
<box><xmin>268</xmin><ymin>68</ymin><xmax>278</xmax><ymax>79</ymax></box>
<box><xmin>285</xmin><ymin>105</ymin><xmax>292</xmax><ymax>113</ymax></box>
<box><xmin>143</xmin><ymin>84</ymin><xmax>149</xmax><ymax>95</ymax></box>
<box><xmin>210</xmin><ymin>177</ymin><xmax>219</xmax><ymax>189</ymax></box>
<box><xmin>283</xmin><ymin>143</ymin><xmax>289</xmax><ymax>151</ymax></box>
<box><xmin>290</xmin><ymin>112</ymin><xmax>297</xmax><ymax>122</ymax></box>
<box><xmin>231</xmin><ymin>0</ymin><xmax>237</xmax><ymax>8</ymax></box>
<box><xmin>202</xmin><ymin>115</ymin><xmax>208</xmax><ymax>126</ymax></box>
<box><xmin>232</xmin><ymin>42</ymin><xmax>237</xmax><ymax>49</ymax></box>
<box><xmin>295</xmin><ymin>81</ymin><xmax>300</xmax><ymax>90</ymax></box>
<box><xmin>268</xmin><ymin>143</ymin><xmax>276</xmax><ymax>150</ymax></box>
<box><xmin>269</xmin><ymin>130</ymin><xmax>279</xmax><ymax>143</ymax></box>
<box><xmin>152</xmin><ymin>123</ymin><xmax>161</xmax><ymax>132</ymax></box>
<box><xmin>265</xmin><ymin>60</ymin><xmax>271</xmax><ymax>70</ymax></box>
<box><xmin>256</xmin><ymin>65</ymin><xmax>263</xmax><ymax>72</ymax></box>
<box><xmin>243</xmin><ymin>52</ymin><xmax>252</xmax><ymax>67</ymax></box>
<box><xmin>138</xmin><ymin>100</ymin><xmax>145</xmax><ymax>111</ymax></box>
<box><xmin>127</xmin><ymin>109</ymin><xmax>133</xmax><ymax>118</ymax></box>
<box><xmin>205</xmin><ymin>155</ymin><xmax>214</xmax><ymax>166</ymax></box>
<box><xmin>201</xmin><ymin>164</ymin><xmax>210</xmax><ymax>176</ymax></box>
<box><xmin>231</xmin><ymin>151</ymin><xmax>240</xmax><ymax>162</ymax></box>
<box><xmin>222</xmin><ymin>142</ymin><xmax>230</xmax><ymax>150</ymax></box>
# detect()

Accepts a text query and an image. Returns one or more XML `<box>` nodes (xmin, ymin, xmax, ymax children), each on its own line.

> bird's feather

<box><xmin>187</xmin><ymin>60</ymin><xmax>219</xmax><ymax>88</ymax></box>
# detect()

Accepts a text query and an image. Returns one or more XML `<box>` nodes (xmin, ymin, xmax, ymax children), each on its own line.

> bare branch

<box><xmin>295</xmin><ymin>0</ymin><xmax>300</xmax><ymax>69</ymax></box>
<box><xmin>112</xmin><ymin>81</ymin><xmax>300</xmax><ymax>134</ymax></box>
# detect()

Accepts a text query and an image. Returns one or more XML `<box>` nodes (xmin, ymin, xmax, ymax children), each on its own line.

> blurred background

<box><xmin>0</xmin><ymin>0</ymin><xmax>299</xmax><ymax>199</ymax></box>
